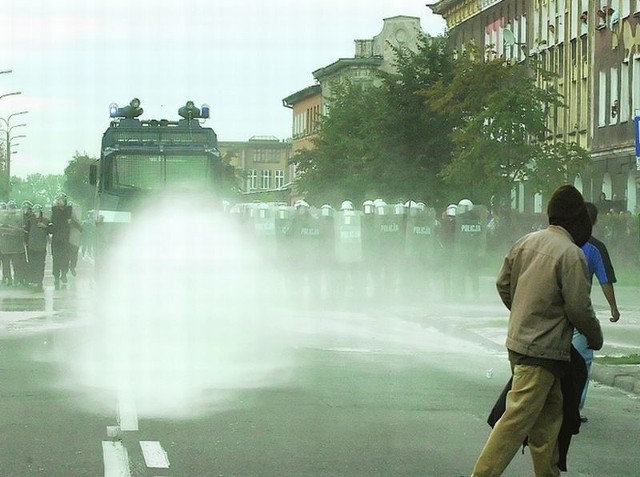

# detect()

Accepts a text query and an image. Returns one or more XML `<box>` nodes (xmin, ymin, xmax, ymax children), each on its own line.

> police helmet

<box><xmin>0</xmin><ymin>201</ymin><xmax>6</xmax><ymax>209</ymax></box>
<box><xmin>445</xmin><ymin>204</ymin><xmax>458</xmax><ymax>217</ymax></box>
<box><xmin>257</xmin><ymin>202</ymin><xmax>269</xmax><ymax>219</ymax></box>
<box><xmin>320</xmin><ymin>204</ymin><xmax>333</xmax><ymax>217</ymax></box>
<box><xmin>394</xmin><ymin>202</ymin><xmax>406</xmax><ymax>215</ymax></box>
<box><xmin>33</xmin><ymin>204</ymin><xmax>43</xmax><ymax>213</ymax></box>
<box><xmin>22</xmin><ymin>200</ymin><xmax>33</xmax><ymax>209</ymax></box>
<box><xmin>55</xmin><ymin>192</ymin><xmax>68</xmax><ymax>205</ymax></box>
<box><xmin>7</xmin><ymin>200</ymin><xmax>18</xmax><ymax>209</ymax></box>
<box><xmin>277</xmin><ymin>204</ymin><xmax>290</xmax><ymax>220</ymax></box>
<box><xmin>375</xmin><ymin>200</ymin><xmax>388</xmax><ymax>215</ymax></box>
<box><xmin>340</xmin><ymin>200</ymin><xmax>354</xmax><ymax>211</ymax></box>
<box><xmin>457</xmin><ymin>199</ymin><xmax>474</xmax><ymax>214</ymax></box>
<box><xmin>362</xmin><ymin>199</ymin><xmax>375</xmax><ymax>215</ymax></box>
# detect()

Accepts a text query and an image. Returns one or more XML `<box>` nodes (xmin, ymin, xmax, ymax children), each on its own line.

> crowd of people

<box><xmin>228</xmin><ymin>198</ymin><xmax>491</xmax><ymax>304</ymax></box>
<box><xmin>0</xmin><ymin>193</ymin><xmax>94</xmax><ymax>291</ymax></box>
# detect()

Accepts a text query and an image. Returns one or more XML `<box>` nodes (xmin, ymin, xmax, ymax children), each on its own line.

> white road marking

<box><xmin>140</xmin><ymin>441</ymin><xmax>171</xmax><ymax>468</ymax></box>
<box><xmin>117</xmin><ymin>386</ymin><xmax>139</xmax><ymax>431</ymax></box>
<box><xmin>102</xmin><ymin>441</ymin><xmax>132</xmax><ymax>477</ymax></box>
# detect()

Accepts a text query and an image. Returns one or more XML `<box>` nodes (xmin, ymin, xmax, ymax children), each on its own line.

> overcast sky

<box><xmin>0</xmin><ymin>0</ymin><xmax>445</xmax><ymax>177</ymax></box>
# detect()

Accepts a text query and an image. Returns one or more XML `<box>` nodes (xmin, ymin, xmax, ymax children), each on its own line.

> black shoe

<box><xmin>580</xmin><ymin>415</ymin><xmax>588</xmax><ymax>423</ymax></box>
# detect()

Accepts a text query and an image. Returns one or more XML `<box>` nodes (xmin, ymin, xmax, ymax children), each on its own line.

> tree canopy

<box><xmin>292</xmin><ymin>36</ymin><xmax>590</xmax><ymax>211</ymax></box>
<box><xmin>426</xmin><ymin>47</ymin><xmax>590</xmax><ymax>208</ymax></box>
<box><xmin>63</xmin><ymin>151</ymin><xmax>98</xmax><ymax>211</ymax></box>
<box><xmin>293</xmin><ymin>35</ymin><xmax>458</xmax><ymax>208</ymax></box>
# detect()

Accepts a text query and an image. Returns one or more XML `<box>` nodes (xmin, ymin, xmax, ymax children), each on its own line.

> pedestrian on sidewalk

<box><xmin>470</xmin><ymin>185</ymin><xmax>603</xmax><ymax>477</ymax></box>
<box><xmin>572</xmin><ymin>201</ymin><xmax>621</xmax><ymax>422</ymax></box>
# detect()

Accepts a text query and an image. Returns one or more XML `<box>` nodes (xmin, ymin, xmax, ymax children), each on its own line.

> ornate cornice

<box><xmin>428</xmin><ymin>0</ymin><xmax>501</xmax><ymax>30</ymax></box>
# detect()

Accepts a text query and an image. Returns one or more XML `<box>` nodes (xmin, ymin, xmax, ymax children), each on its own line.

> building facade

<box><xmin>218</xmin><ymin>136</ymin><xmax>292</xmax><ymax>200</ymax></box>
<box><xmin>282</xmin><ymin>16</ymin><xmax>427</xmax><ymax>202</ymax></box>
<box><xmin>430</xmin><ymin>0</ymin><xmax>640</xmax><ymax>213</ymax></box>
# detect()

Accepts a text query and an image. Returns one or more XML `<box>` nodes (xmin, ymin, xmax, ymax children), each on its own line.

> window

<box><xmin>110</xmin><ymin>154</ymin><xmax>210</xmax><ymax>190</ymax></box>
<box><xmin>274</xmin><ymin>169</ymin><xmax>284</xmax><ymax>189</ymax></box>
<box><xmin>556</xmin><ymin>0</ymin><xmax>565</xmax><ymax>42</ymax></box>
<box><xmin>598</xmin><ymin>71</ymin><xmax>607</xmax><ymax>127</ymax></box>
<box><xmin>247</xmin><ymin>169</ymin><xmax>257</xmax><ymax>191</ymax></box>
<box><xmin>253</xmin><ymin>148</ymin><xmax>280</xmax><ymax>163</ymax></box>
<box><xmin>610</xmin><ymin>67</ymin><xmax>619</xmax><ymax>125</ymax></box>
<box><xmin>261</xmin><ymin>170</ymin><xmax>271</xmax><ymax>190</ymax></box>
<box><xmin>621</xmin><ymin>63</ymin><xmax>630</xmax><ymax>121</ymax></box>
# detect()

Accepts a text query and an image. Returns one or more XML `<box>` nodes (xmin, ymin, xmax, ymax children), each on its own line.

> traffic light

<box><xmin>109</xmin><ymin>98</ymin><xmax>144</xmax><ymax>119</ymax></box>
<box><xmin>178</xmin><ymin>101</ymin><xmax>210</xmax><ymax>119</ymax></box>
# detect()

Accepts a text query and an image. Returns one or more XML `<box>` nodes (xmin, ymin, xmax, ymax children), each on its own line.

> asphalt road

<box><xmin>1</xmin><ymin>262</ymin><xmax>639</xmax><ymax>477</ymax></box>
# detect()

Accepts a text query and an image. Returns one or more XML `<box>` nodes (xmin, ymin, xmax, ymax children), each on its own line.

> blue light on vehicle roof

<box><xmin>201</xmin><ymin>104</ymin><xmax>210</xmax><ymax>119</ymax></box>
<box><xmin>109</xmin><ymin>103</ymin><xmax>119</xmax><ymax>118</ymax></box>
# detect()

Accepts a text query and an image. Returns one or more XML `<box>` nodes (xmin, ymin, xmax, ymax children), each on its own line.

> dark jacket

<box><xmin>50</xmin><ymin>205</ymin><xmax>72</xmax><ymax>244</ymax></box>
<box><xmin>487</xmin><ymin>346</ymin><xmax>587</xmax><ymax>472</ymax></box>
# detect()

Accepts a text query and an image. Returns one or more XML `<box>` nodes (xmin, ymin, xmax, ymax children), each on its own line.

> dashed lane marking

<box><xmin>140</xmin><ymin>441</ymin><xmax>171</xmax><ymax>468</ymax></box>
<box><xmin>117</xmin><ymin>385</ymin><xmax>139</xmax><ymax>431</ymax></box>
<box><xmin>102</xmin><ymin>441</ymin><xmax>132</xmax><ymax>477</ymax></box>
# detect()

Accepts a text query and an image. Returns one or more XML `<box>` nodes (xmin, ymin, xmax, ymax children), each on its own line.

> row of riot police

<box><xmin>0</xmin><ymin>194</ymin><xmax>82</xmax><ymax>290</ymax></box>
<box><xmin>229</xmin><ymin>198</ymin><xmax>488</xmax><ymax>303</ymax></box>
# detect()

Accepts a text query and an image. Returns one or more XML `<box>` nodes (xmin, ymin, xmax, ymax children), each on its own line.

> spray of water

<box><xmin>68</xmin><ymin>194</ymin><xmax>296</xmax><ymax>418</ymax></box>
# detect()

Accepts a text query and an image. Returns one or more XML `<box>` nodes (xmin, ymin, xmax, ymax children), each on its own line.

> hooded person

<box><xmin>546</xmin><ymin>184</ymin><xmax>592</xmax><ymax>248</ymax></box>
<box><xmin>470</xmin><ymin>184</ymin><xmax>602</xmax><ymax>477</ymax></box>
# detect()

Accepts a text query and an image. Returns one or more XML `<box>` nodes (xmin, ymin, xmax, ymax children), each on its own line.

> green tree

<box><xmin>428</xmin><ymin>46</ymin><xmax>591</xmax><ymax>207</ymax></box>
<box><xmin>10</xmin><ymin>174</ymin><xmax>64</xmax><ymax>206</ymax></box>
<box><xmin>63</xmin><ymin>151</ymin><xmax>97</xmax><ymax>211</ymax></box>
<box><xmin>292</xmin><ymin>34</ymin><xmax>456</xmax><ymax>207</ymax></box>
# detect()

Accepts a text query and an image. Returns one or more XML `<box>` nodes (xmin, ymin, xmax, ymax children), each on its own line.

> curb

<box><xmin>590</xmin><ymin>364</ymin><xmax>640</xmax><ymax>395</ymax></box>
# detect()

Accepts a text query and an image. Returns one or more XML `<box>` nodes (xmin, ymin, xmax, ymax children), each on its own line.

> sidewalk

<box><xmin>591</xmin><ymin>364</ymin><xmax>640</xmax><ymax>395</ymax></box>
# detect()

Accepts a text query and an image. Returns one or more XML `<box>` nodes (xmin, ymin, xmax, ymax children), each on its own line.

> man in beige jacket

<box><xmin>471</xmin><ymin>185</ymin><xmax>603</xmax><ymax>477</ymax></box>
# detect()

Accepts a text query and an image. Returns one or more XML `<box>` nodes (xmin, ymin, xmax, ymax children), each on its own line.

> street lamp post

<box><xmin>0</xmin><ymin>110</ymin><xmax>28</xmax><ymax>200</ymax></box>
<box><xmin>0</xmin><ymin>91</ymin><xmax>21</xmax><ymax>101</ymax></box>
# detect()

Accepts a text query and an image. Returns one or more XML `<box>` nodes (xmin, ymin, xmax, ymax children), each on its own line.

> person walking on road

<box><xmin>573</xmin><ymin>201</ymin><xmax>620</xmax><ymax>422</ymax></box>
<box><xmin>470</xmin><ymin>185</ymin><xmax>604</xmax><ymax>477</ymax></box>
<box><xmin>25</xmin><ymin>204</ymin><xmax>50</xmax><ymax>291</ymax></box>
<box><xmin>50</xmin><ymin>193</ymin><xmax>72</xmax><ymax>289</ymax></box>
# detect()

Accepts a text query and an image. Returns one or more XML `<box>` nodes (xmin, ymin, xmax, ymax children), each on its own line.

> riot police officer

<box><xmin>289</xmin><ymin>200</ymin><xmax>322</xmax><ymax>304</ymax></box>
<box><xmin>25</xmin><ymin>204</ymin><xmax>50</xmax><ymax>291</ymax></box>
<box><xmin>454</xmin><ymin>198</ymin><xmax>488</xmax><ymax>298</ymax></box>
<box><xmin>50</xmin><ymin>193</ymin><xmax>73</xmax><ymax>289</ymax></box>
<box><xmin>403</xmin><ymin>200</ymin><xmax>437</xmax><ymax>300</ymax></box>
<box><xmin>0</xmin><ymin>200</ymin><xmax>28</xmax><ymax>286</ymax></box>
<box><xmin>437</xmin><ymin>203</ymin><xmax>458</xmax><ymax>299</ymax></box>
<box><xmin>333</xmin><ymin>200</ymin><xmax>363</xmax><ymax>303</ymax></box>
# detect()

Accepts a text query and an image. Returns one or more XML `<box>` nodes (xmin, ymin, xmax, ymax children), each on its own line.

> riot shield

<box><xmin>334</xmin><ymin>210</ymin><xmax>363</xmax><ymax>264</ymax></box>
<box><xmin>455</xmin><ymin>204</ymin><xmax>489</xmax><ymax>257</ymax></box>
<box><xmin>0</xmin><ymin>209</ymin><xmax>25</xmax><ymax>254</ymax></box>
<box><xmin>251</xmin><ymin>203</ymin><xmax>278</xmax><ymax>256</ymax></box>
<box><xmin>454</xmin><ymin>204</ymin><xmax>489</xmax><ymax>297</ymax></box>
<box><xmin>405</xmin><ymin>206</ymin><xmax>437</xmax><ymax>260</ymax></box>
